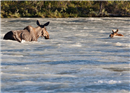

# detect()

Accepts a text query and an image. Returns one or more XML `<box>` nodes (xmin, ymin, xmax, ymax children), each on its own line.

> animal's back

<box><xmin>3</xmin><ymin>31</ymin><xmax>15</xmax><ymax>40</ymax></box>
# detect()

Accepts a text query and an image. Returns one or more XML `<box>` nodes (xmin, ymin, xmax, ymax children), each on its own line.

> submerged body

<box><xmin>3</xmin><ymin>20</ymin><xmax>50</xmax><ymax>42</ymax></box>
<box><xmin>4</xmin><ymin>29</ymin><xmax>32</xmax><ymax>42</ymax></box>
<box><xmin>109</xmin><ymin>29</ymin><xmax>123</xmax><ymax>38</ymax></box>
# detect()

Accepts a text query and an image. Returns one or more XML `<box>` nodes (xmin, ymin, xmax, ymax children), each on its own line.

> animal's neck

<box><xmin>35</xmin><ymin>26</ymin><xmax>42</xmax><ymax>38</ymax></box>
<box><xmin>35</xmin><ymin>26</ymin><xmax>41</xmax><ymax>32</ymax></box>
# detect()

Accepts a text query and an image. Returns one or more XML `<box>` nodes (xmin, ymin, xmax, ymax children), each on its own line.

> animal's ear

<box><xmin>116</xmin><ymin>29</ymin><xmax>118</xmax><ymax>33</ymax></box>
<box><xmin>40</xmin><ymin>21</ymin><xmax>50</xmax><ymax>28</ymax></box>
<box><xmin>37</xmin><ymin>20</ymin><xmax>41</xmax><ymax>26</ymax></box>
<box><xmin>44</xmin><ymin>21</ymin><xmax>50</xmax><ymax>26</ymax></box>
<box><xmin>112</xmin><ymin>30</ymin><xmax>114</xmax><ymax>33</ymax></box>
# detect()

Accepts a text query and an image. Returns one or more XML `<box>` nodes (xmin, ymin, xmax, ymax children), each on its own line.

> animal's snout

<box><xmin>43</xmin><ymin>30</ymin><xmax>49</xmax><ymax>39</ymax></box>
<box><xmin>44</xmin><ymin>35</ymin><xmax>49</xmax><ymax>39</ymax></box>
<box><xmin>109</xmin><ymin>34</ymin><xmax>113</xmax><ymax>38</ymax></box>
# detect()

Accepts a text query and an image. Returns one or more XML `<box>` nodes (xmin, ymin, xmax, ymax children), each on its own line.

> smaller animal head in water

<box><xmin>37</xmin><ymin>20</ymin><xmax>50</xmax><ymax>39</ymax></box>
<box><xmin>109</xmin><ymin>29</ymin><xmax>123</xmax><ymax>38</ymax></box>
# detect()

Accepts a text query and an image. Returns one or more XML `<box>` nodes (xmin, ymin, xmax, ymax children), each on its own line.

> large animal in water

<box><xmin>3</xmin><ymin>20</ymin><xmax>50</xmax><ymax>42</ymax></box>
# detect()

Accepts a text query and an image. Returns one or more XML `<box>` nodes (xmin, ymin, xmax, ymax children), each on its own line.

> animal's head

<box><xmin>109</xmin><ymin>29</ymin><xmax>119</xmax><ymax>38</ymax></box>
<box><xmin>36</xmin><ymin>20</ymin><xmax>50</xmax><ymax>39</ymax></box>
<box><xmin>109</xmin><ymin>29</ymin><xmax>123</xmax><ymax>38</ymax></box>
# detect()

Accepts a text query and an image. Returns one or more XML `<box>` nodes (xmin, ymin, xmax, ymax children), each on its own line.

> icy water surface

<box><xmin>1</xmin><ymin>18</ymin><xmax>130</xmax><ymax>93</ymax></box>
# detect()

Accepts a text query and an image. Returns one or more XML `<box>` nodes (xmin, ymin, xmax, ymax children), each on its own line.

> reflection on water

<box><xmin>1</xmin><ymin>18</ymin><xmax>130</xmax><ymax>93</ymax></box>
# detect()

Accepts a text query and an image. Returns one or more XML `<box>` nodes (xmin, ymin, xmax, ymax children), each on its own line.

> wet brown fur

<box><xmin>109</xmin><ymin>29</ymin><xmax>123</xmax><ymax>38</ymax></box>
<box><xmin>3</xmin><ymin>20</ymin><xmax>50</xmax><ymax>42</ymax></box>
